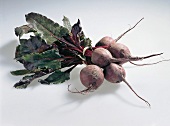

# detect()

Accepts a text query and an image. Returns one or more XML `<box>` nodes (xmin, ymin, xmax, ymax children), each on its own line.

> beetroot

<box><xmin>91</xmin><ymin>46</ymin><xmax>163</xmax><ymax>68</ymax></box>
<box><xmin>80</xmin><ymin>65</ymin><xmax>104</xmax><ymax>89</ymax></box>
<box><xmin>104</xmin><ymin>63</ymin><xmax>150</xmax><ymax>106</ymax></box>
<box><xmin>95</xmin><ymin>36</ymin><xmax>115</xmax><ymax>47</ymax></box>
<box><xmin>109</xmin><ymin>43</ymin><xmax>131</xmax><ymax>59</ymax></box>
<box><xmin>104</xmin><ymin>63</ymin><xmax>126</xmax><ymax>83</ymax></box>
<box><xmin>68</xmin><ymin>65</ymin><xmax>104</xmax><ymax>94</ymax></box>
<box><xmin>108</xmin><ymin>42</ymin><xmax>163</xmax><ymax>65</ymax></box>
<box><xmin>91</xmin><ymin>47</ymin><xmax>113</xmax><ymax>67</ymax></box>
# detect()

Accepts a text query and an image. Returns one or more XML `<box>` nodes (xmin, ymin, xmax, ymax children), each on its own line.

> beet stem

<box><xmin>53</xmin><ymin>36</ymin><xmax>83</xmax><ymax>53</ymax></box>
<box><xmin>121</xmin><ymin>76</ymin><xmax>151</xmax><ymax>107</ymax></box>
<box><xmin>115</xmin><ymin>18</ymin><xmax>144</xmax><ymax>42</ymax></box>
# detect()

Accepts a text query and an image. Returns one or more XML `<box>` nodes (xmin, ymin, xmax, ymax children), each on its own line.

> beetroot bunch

<box><xmin>69</xmin><ymin>36</ymin><xmax>163</xmax><ymax>106</ymax></box>
<box><xmin>12</xmin><ymin>13</ymin><xmax>166</xmax><ymax>107</ymax></box>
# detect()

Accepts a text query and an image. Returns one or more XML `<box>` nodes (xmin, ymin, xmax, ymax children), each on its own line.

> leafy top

<box><xmin>12</xmin><ymin>12</ymin><xmax>93</xmax><ymax>88</ymax></box>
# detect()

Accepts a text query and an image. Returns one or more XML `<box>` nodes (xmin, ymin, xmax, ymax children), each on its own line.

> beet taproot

<box><xmin>104</xmin><ymin>63</ymin><xmax>150</xmax><ymax>106</ymax></box>
<box><xmin>68</xmin><ymin>65</ymin><xmax>104</xmax><ymax>94</ymax></box>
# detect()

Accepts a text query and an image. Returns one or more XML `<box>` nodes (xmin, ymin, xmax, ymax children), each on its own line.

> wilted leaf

<box><xmin>14</xmin><ymin>80</ymin><xmax>31</xmax><ymax>89</ymax></box>
<box><xmin>15</xmin><ymin>25</ymin><xmax>35</xmax><ymax>38</ymax></box>
<box><xmin>13</xmin><ymin>71</ymin><xmax>48</xmax><ymax>89</ymax></box>
<box><xmin>62</xmin><ymin>16</ymin><xmax>72</xmax><ymax>32</ymax></box>
<box><xmin>25</xmin><ymin>12</ymin><xmax>69</xmax><ymax>44</ymax></box>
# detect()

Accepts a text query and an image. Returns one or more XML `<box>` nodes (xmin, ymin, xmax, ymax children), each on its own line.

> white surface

<box><xmin>1</xmin><ymin>0</ymin><xmax>170</xmax><ymax>126</ymax></box>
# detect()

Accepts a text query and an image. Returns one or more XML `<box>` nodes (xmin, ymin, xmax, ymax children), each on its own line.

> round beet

<box><xmin>108</xmin><ymin>43</ymin><xmax>131</xmax><ymax>64</ymax></box>
<box><xmin>104</xmin><ymin>63</ymin><xmax>126</xmax><ymax>83</ymax></box>
<box><xmin>104</xmin><ymin>63</ymin><xmax>150</xmax><ymax>106</ymax></box>
<box><xmin>108</xmin><ymin>42</ymin><xmax>163</xmax><ymax>65</ymax></box>
<box><xmin>109</xmin><ymin>43</ymin><xmax>131</xmax><ymax>58</ymax></box>
<box><xmin>95</xmin><ymin>36</ymin><xmax>115</xmax><ymax>47</ymax></box>
<box><xmin>91</xmin><ymin>47</ymin><xmax>113</xmax><ymax>67</ymax></box>
<box><xmin>80</xmin><ymin>65</ymin><xmax>104</xmax><ymax>90</ymax></box>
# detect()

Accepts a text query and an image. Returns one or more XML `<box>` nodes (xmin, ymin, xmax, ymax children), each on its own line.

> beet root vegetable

<box><xmin>108</xmin><ymin>42</ymin><xmax>163</xmax><ymax>65</ymax></box>
<box><xmin>95</xmin><ymin>18</ymin><xmax>144</xmax><ymax>47</ymax></box>
<box><xmin>104</xmin><ymin>63</ymin><xmax>126</xmax><ymax>83</ymax></box>
<box><xmin>68</xmin><ymin>65</ymin><xmax>104</xmax><ymax>94</ymax></box>
<box><xmin>91</xmin><ymin>48</ymin><xmax>113</xmax><ymax>67</ymax></box>
<box><xmin>91</xmin><ymin>47</ymin><xmax>162</xmax><ymax>68</ymax></box>
<box><xmin>91</xmin><ymin>47</ymin><xmax>134</xmax><ymax>68</ymax></box>
<box><xmin>95</xmin><ymin>36</ymin><xmax>115</xmax><ymax>47</ymax></box>
<box><xmin>104</xmin><ymin>63</ymin><xmax>151</xmax><ymax>106</ymax></box>
<box><xmin>109</xmin><ymin>43</ymin><xmax>131</xmax><ymax>59</ymax></box>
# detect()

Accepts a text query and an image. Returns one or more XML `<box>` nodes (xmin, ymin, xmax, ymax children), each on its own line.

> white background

<box><xmin>1</xmin><ymin>0</ymin><xmax>170</xmax><ymax>126</ymax></box>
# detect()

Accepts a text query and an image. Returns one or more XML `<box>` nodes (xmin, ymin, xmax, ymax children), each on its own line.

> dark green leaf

<box><xmin>81</xmin><ymin>38</ymin><xmax>92</xmax><ymax>48</ymax></box>
<box><xmin>39</xmin><ymin>70</ymin><xmax>70</xmax><ymax>84</ymax></box>
<box><xmin>15</xmin><ymin>36</ymin><xmax>50</xmax><ymax>59</ymax></box>
<box><xmin>80</xmin><ymin>31</ymin><xmax>92</xmax><ymax>48</ymax></box>
<box><xmin>21</xmin><ymin>49</ymin><xmax>62</xmax><ymax>71</ymax></box>
<box><xmin>11</xmin><ymin>69</ymin><xmax>32</xmax><ymax>76</ymax></box>
<box><xmin>62</xmin><ymin>16</ymin><xmax>72</xmax><ymax>32</ymax></box>
<box><xmin>25</xmin><ymin>12</ymin><xmax>69</xmax><ymax>44</ymax></box>
<box><xmin>39</xmin><ymin>65</ymin><xmax>76</xmax><ymax>85</ymax></box>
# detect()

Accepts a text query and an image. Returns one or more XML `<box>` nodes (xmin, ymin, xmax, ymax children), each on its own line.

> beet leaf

<box><xmin>15</xmin><ymin>36</ymin><xmax>50</xmax><ymax>60</ymax></box>
<box><xmin>11</xmin><ymin>69</ymin><xmax>33</xmax><ymax>76</ymax></box>
<box><xmin>62</xmin><ymin>16</ymin><xmax>72</xmax><ymax>32</ymax></box>
<box><xmin>21</xmin><ymin>49</ymin><xmax>62</xmax><ymax>71</ymax></box>
<box><xmin>39</xmin><ymin>70</ymin><xmax>70</xmax><ymax>84</ymax></box>
<box><xmin>39</xmin><ymin>65</ymin><xmax>76</xmax><ymax>84</ymax></box>
<box><xmin>25</xmin><ymin>12</ymin><xmax>69</xmax><ymax>44</ymax></box>
<box><xmin>15</xmin><ymin>25</ymin><xmax>36</xmax><ymax>38</ymax></box>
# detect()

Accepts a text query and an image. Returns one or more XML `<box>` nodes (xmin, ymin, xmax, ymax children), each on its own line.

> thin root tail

<box><xmin>129</xmin><ymin>53</ymin><xmax>163</xmax><ymax>61</ymax></box>
<box><xmin>67</xmin><ymin>84</ymin><xmax>94</xmax><ymax>95</ymax></box>
<box><xmin>121</xmin><ymin>76</ymin><xmax>151</xmax><ymax>107</ymax></box>
<box><xmin>115</xmin><ymin>18</ymin><xmax>144</xmax><ymax>42</ymax></box>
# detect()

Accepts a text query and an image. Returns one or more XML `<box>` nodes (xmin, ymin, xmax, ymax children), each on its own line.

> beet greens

<box><xmin>12</xmin><ymin>12</ymin><xmax>93</xmax><ymax>88</ymax></box>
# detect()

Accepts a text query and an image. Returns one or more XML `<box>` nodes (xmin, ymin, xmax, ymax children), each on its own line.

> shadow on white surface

<box><xmin>61</xmin><ymin>78</ymin><xmax>148</xmax><ymax>109</ymax></box>
<box><xmin>0</xmin><ymin>40</ymin><xmax>18</xmax><ymax>67</ymax></box>
<box><xmin>67</xmin><ymin>88</ymin><xmax>148</xmax><ymax>108</ymax></box>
